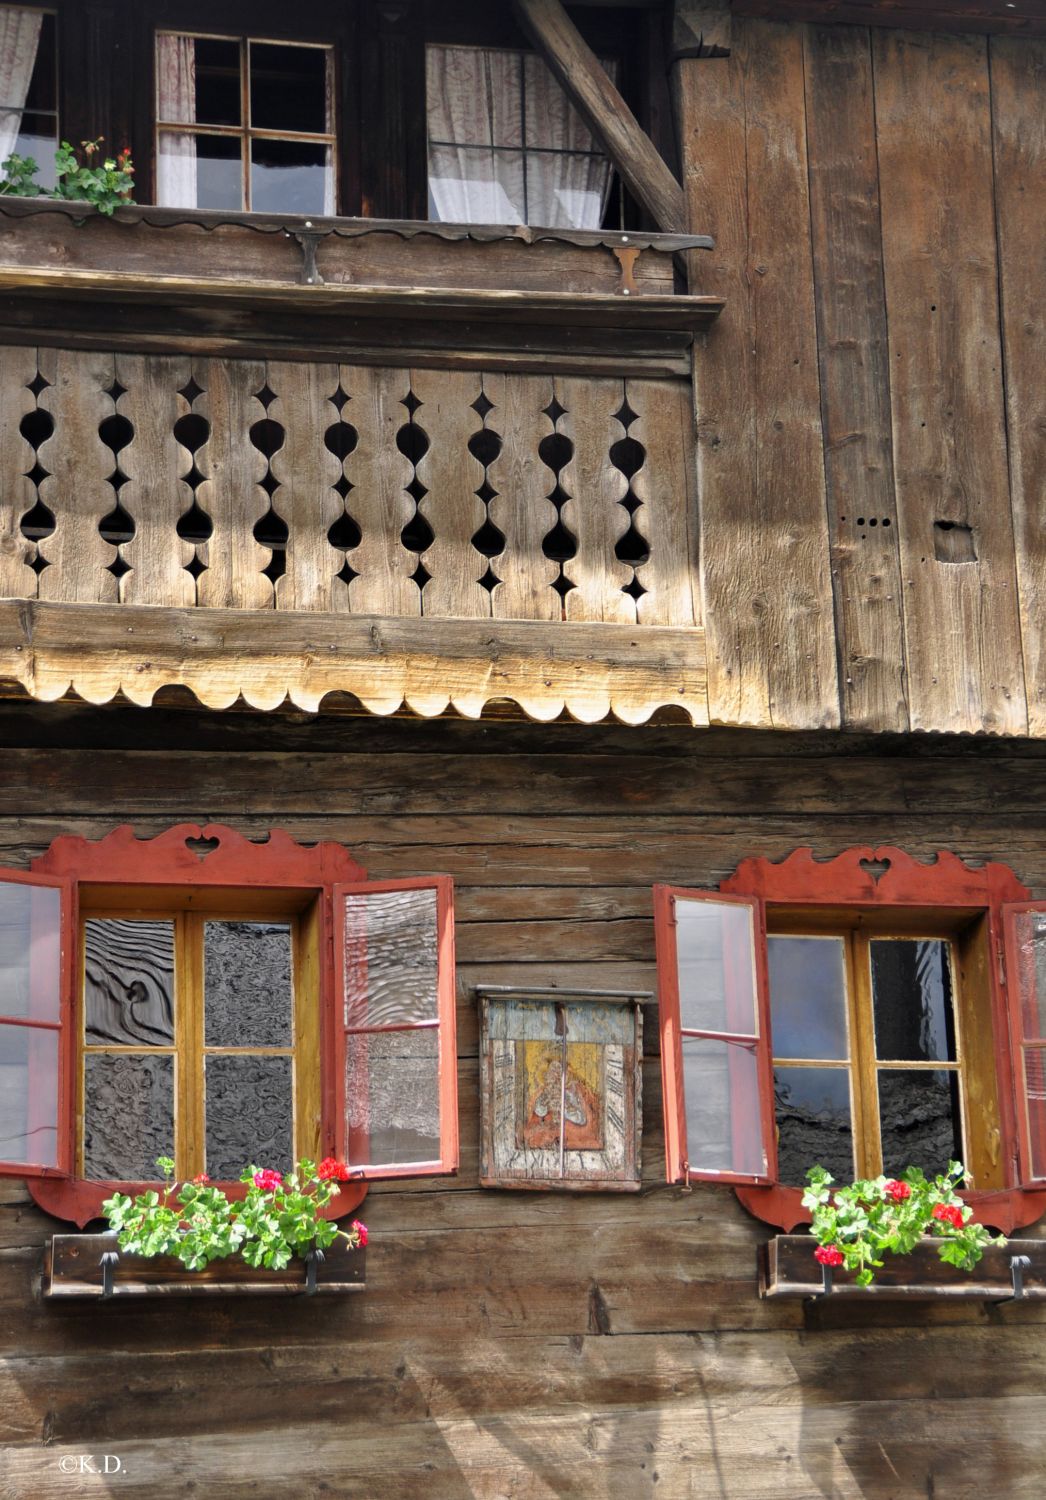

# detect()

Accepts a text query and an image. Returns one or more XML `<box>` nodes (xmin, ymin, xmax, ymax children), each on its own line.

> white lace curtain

<box><xmin>155</xmin><ymin>33</ymin><xmax>198</xmax><ymax>208</ymax></box>
<box><xmin>0</xmin><ymin>6</ymin><xmax>42</xmax><ymax>164</ymax></box>
<box><xmin>426</xmin><ymin>45</ymin><xmax>616</xmax><ymax>230</ymax></box>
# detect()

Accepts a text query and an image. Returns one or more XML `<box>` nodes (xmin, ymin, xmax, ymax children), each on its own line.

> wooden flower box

<box><xmin>44</xmin><ymin>1235</ymin><xmax>366</xmax><ymax>1301</ymax></box>
<box><xmin>759</xmin><ymin>1235</ymin><xmax>1046</xmax><ymax>1301</ymax></box>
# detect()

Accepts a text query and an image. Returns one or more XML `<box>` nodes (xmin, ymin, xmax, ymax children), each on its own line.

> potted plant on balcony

<box><xmin>0</xmin><ymin>138</ymin><xmax>134</xmax><ymax>215</ymax></box>
<box><xmin>45</xmin><ymin>1157</ymin><xmax>367</xmax><ymax>1299</ymax></box>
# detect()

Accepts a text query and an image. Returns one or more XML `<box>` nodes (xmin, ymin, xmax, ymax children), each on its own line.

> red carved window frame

<box><xmin>656</xmin><ymin>847</ymin><xmax>1046</xmax><ymax>1234</ymax></box>
<box><xmin>10</xmin><ymin>824</ymin><xmax>457</xmax><ymax>1226</ymax></box>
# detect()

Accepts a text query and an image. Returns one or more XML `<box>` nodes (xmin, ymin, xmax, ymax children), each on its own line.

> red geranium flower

<box><xmin>351</xmin><ymin>1219</ymin><xmax>369</xmax><ymax>1248</ymax></box>
<box><xmin>253</xmin><ymin>1169</ymin><xmax>283</xmax><ymax>1192</ymax></box>
<box><xmin>317</xmin><ymin>1157</ymin><xmax>352</xmax><ymax>1182</ymax></box>
<box><xmin>814</xmin><ymin>1244</ymin><xmax>844</xmax><ymax>1267</ymax></box>
<box><xmin>884</xmin><ymin>1179</ymin><xmax>911</xmax><ymax>1202</ymax></box>
<box><xmin>932</xmin><ymin>1203</ymin><xmax>964</xmax><ymax>1230</ymax></box>
<box><xmin>192</xmin><ymin>1172</ymin><xmax>210</xmax><ymax>1185</ymax></box>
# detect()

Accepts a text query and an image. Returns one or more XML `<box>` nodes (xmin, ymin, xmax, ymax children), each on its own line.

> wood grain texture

<box><xmin>409</xmin><ymin>367</ymin><xmax>490</xmax><ymax>620</ymax></box>
<box><xmin>192</xmin><ymin>358</ymin><xmax>272</xmax><ymax>612</ymax></box>
<box><xmin>267</xmin><ymin>361</ymin><xmax>343</xmax><ymax>614</ymax></box>
<box><xmin>0</xmin><ymin>345</ymin><xmax>38</xmax><ymax>600</ymax></box>
<box><xmin>991</xmin><ymin>40</ymin><xmax>1046</xmax><ymax>734</ymax></box>
<box><xmin>556</xmin><ymin>377</ymin><xmax>633</xmax><ymax>623</ymax></box>
<box><xmin>36</xmin><ymin>348</ymin><xmax>118</xmax><ymax>605</ymax></box>
<box><xmin>0</xmin><ymin>599</ymin><xmax>709</xmax><ymax>724</ymax></box>
<box><xmin>680</xmin><ymin>24</ymin><xmax>840</xmax><ymax>730</ymax></box>
<box><xmin>486</xmin><ymin>374</ymin><xmax>561</xmax><ymax>623</ymax></box>
<box><xmin>874</xmin><ymin>31</ymin><xmax>1026</xmax><ymax>734</ymax></box>
<box><xmin>115</xmin><ymin>355</ymin><xmax>196</xmax><ymax>609</ymax></box>
<box><xmin>803</xmin><ymin>27</ymin><xmax>908</xmax><ymax>732</ymax></box>
<box><xmin>628</xmin><ymin>377</ymin><xmax>700</xmax><ymax>627</ymax></box>
<box><xmin>341</xmin><ymin>364</ymin><xmax>419</xmax><ymax>618</ymax></box>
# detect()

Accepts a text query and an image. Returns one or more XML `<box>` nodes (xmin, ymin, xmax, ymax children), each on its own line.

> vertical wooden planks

<box><xmin>267</xmin><ymin>361</ymin><xmax>343</xmax><ymax>614</ymax></box>
<box><xmin>341</xmin><ymin>365</ymin><xmax>419</xmax><ymax>618</ymax></box>
<box><xmin>874</xmin><ymin>32</ymin><xmax>1026</xmax><ymax>735</ymax></box>
<box><xmin>486</xmin><ymin>374</ymin><xmax>560</xmax><ymax>623</ymax></box>
<box><xmin>0</xmin><ymin>345</ymin><xmax>39</xmax><ymax>600</ymax></box>
<box><xmin>410</xmin><ymin>368</ymin><xmax>490</xmax><ymax>619</ymax></box>
<box><xmin>116</xmin><ymin>355</ymin><xmax>196</xmax><ymax>608</ymax></box>
<box><xmin>678</xmin><ymin>22</ymin><xmax>840</xmax><ymax>730</ymax></box>
<box><xmin>990</xmin><ymin>40</ymin><xmax>1046</xmax><ymax>735</ymax></box>
<box><xmin>193</xmin><ymin>358</ymin><xmax>272</xmax><ymax>612</ymax></box>
<box><xmin>36</xmin><ymin>349</ymin><xmax>118</xmax><ymax>604</ymax></box>
<box><xmin>804</xmin><ymin>27</ymin><xmax>908</xmax><ymax>733</ymax></box>
<box><xmin>556</xmin><ymin>377</ymin><xmax>633</xmax><ymax>624</ymax></box>
<box><xmin>628</xmin><ymin>378</ymin><xmax>699</xmax><ymax>627</ymax></box>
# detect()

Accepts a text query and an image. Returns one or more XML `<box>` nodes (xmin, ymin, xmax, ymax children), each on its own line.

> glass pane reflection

<box><xmin>347</xmin><ymin>1028</ymin><xmax>441</xmax><ymax>1167</ymax></box>
<box><xmin>877</xmin><ymin>1068</ymin><xmax>963</xmax><ymax>1178</ymax></box>
<box><xmin>250</xmin><ymin>139</ymin><xmax>330</xmax><ymax>215</ymax></box>
<box><xmin>871</xmin><ymin>939</ymin><xmax>956</xmax><ymax>1062</ymax></box>
<box><xmin>768</xmin><ymin>936</ymin><xmax>848</xmax><ymax>1061</ymax></box>
<box><xmin>774</xmin><ymin>1066</ymin><xmax>854</xmax><ymax>1184</ymax></box>
<box><xmin>682</xmin><ymin>1036</ymin><xmax>766</xmax><ymax>1177</ymax></box>
<box><xmin>0</xmin><ymin>1023</ymin><xmax>59</xmax><ymax>1167</ymax></box>
<box><xmin>675</xmin><ymin>898</ymin><xmax>758</xmax><ymax>1037</ymax></box>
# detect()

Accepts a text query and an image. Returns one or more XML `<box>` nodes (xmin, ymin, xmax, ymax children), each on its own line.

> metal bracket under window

<box><xmin>100</xmin><ymin>1248</ymin><xmax>119</xmax><ymax>1299</ymax></box>
<box><xmin>996</xmin><ymin>1254</ymin><xmax>1032</xmax><ymax>1304</ymax></box>
<box><xmin>304</xmin><ymin>1246</ymin><xmax>325</xmax><ymax>1295</ymax></box>
<box><xmin>285</xmin><ymin>224</ymin><xmax>328</xmax><ymax>286</ymax></box>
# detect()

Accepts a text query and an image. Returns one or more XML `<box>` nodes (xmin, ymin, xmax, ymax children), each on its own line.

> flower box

<box><xmin>759</xmin><ymin>1234</ymin><xmax>1046</xmax><ymax>1301</ymax></box>
<box><xmin>43</xmin><ymin>1234</ymin><xmax>366</xmax><ymax>1301</ymax></box>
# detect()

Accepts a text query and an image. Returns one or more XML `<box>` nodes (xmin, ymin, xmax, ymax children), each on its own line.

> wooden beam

<box><xmin>672</xmin><ymin>1</ymin><xmax>732</xmax><ymax>58</ymax></box>
<box><xmin>511</xmin><ymin>0</ymin><xmax>688</xmax><ymax>232</ymax></box>
<box><xmin>0</xmin><ymin>600</ymin><xmax>708</xmax><ymax>726</ymax></box>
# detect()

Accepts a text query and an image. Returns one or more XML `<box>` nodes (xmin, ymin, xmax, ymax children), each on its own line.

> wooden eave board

<box><xmin>731</xmin><ymin>0</ymin><xmax>1046</xmax><ymax>36</ymax></box>
<box><xmin>0</xmin><ymin>600</ymin><xmax>709</xmax><ymax>726</ymax></box>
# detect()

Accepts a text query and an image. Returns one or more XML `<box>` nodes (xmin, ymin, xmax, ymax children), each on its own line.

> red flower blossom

<box><xmin>192</xmin><ymin>1172</ymin><xmax>210</xmax><ymax>1185</ymax></box>
<box><xmin>253</xmin><ymin>1169</ymin><xmax>283</xmax><ymax>1192</ymax></box>
<box><xmin>352</xmin><ymin>1219</ymin><xmax>369</xmax><ymax>1248</ymax></box>
<box><xmin>814</xmin><ymin>1244</ymin><xmax>844</xmax><ymax>1267</ymax></box>
<box><xmin>932</xmin><ymin>1203</ymin><xmax>964</xmax><ymax>1230</ymax></box>
<box><xmin>317</xmin><ymin>1157</ymin><xmax>352</xmax><ymax>1182</ymax></box>
<box><xmin>884</xmin><ymin>1179</ymin><xmax>911</xmax><ymax>1202</ymax></box>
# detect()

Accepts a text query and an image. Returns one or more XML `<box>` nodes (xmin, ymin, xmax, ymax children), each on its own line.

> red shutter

<box><xmin>654</xmin><ymin>886</ymin><xmax>775</xmax><ymax>1185</ymax></box>
<box><xmin>333</xmin><ymin>877</ymin><xmax>457</xmax><ymax>1178</ymax></box>
<box><xmin>1002</xmin><ymin>901</ymin><xmax>1046</xmax><ymax>1185</ymax></box>
<box><xmin>0</xmin><ymin>868</ymin><xmax>73</xmax><ymax>1177</ymax></box>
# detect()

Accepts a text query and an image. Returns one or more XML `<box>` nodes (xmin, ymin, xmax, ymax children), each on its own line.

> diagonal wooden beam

<box><xmin>511</xmin><ymin>0</ymin><xmax>688</xmax><ymax>232</ymax></box>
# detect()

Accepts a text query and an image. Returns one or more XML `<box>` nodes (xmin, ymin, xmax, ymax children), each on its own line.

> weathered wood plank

<box><xmin>341</xmin><ymin>364</ymin><xmax>419</xmax><ymax>618</ymax></box>
<box><xmin>486</xmin><ymin>374</ymin><xmax>561</xmax><ymax>623</ymax></box>
<box><xmin>873</xmin><ymin>31</ymin><xmax>1027</xmax><ymax>734</ymax></box>
<box><xmin>192</xmin><ymin>358</ymin><xmax>272</xmax><ymax>612</ymax></box>
<box><xmin>803</xmin><ymin>26</ymin><xmax>908</xmax><ymax>732</ymax></box>
<box><xmin>678</xmin><ymin>23</ymin><xmax>840</xmax><ymax>729</ymax></box>
<box><xmin>410</xmin><ymin>367</ymin><xmax>490</xmax><ymax>619</ymax></box>
<box><xmin>0</xmin><ymin>345</ymin><xmax>38</xmax><ymax>601</ymax></box>
<box><xmin>990</xmin><ymin>39</ymin><xmax>1046</xmax><ymax>735</ymax></box>
<box><xmin>115</xmin><ymin>354</ymin><xmax>196</xmax><ymax>609</ymax></box>
<box><xmin>628</xmin><ymin>377</ymin><xmax>700</xmax><ymax>626</ymax></box>
<box><xmin>557</xmin><ymin>377</ymin><xmax>633</xmax><ymax>623</ymax></box>
<box><xmin>267</xmin><ymin>360</ymin><xmax>343</xmax><ymax>614</ymax></box>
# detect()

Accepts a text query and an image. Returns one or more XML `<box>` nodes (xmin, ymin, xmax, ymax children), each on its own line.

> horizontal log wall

<box><xmin>680</xmin><ymin>28</ymin><xmax>1045</xmax><ymax>737</ymax></box>
<box><xmin>2</xmin><ymin>700</ymin><xmax>1046</xmax><ymax>1496</ymax></box>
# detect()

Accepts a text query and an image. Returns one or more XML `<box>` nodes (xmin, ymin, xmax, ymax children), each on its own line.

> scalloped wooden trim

<box><xmin>31</xmin><ymin>823</ymin><xmax>366</xmax><ymax>886</ymax></box>
<box><xmin>0</xmin><ymin>600</ymin><xmax>707</xmax><ymax>726</ymax></box>
<box><xmin>721</xmin><ymin>845</ymin><xmax>1030</xmax><ymax>905</ymax></box>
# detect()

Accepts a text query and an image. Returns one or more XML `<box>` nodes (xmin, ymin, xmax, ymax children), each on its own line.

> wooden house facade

<box><xmin>0</xmin><ymin>1</ymin><xmax>1044</xmax><ymax>1494</ymax></box>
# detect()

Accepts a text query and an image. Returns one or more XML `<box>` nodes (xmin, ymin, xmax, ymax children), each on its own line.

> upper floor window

<box><xmin>0</xmin><ymin>5</ymin><xmax>56</xmax><ymax>186</ymax></box>
<box><xmin>155</xmin><ymin>32</ymin><xmax>336</xmax><ymax>214</ymax></box>
<box><xmin>425</xmin><ymin>43</ymin><xmax>617</xmax><ymax>230</ymax></box>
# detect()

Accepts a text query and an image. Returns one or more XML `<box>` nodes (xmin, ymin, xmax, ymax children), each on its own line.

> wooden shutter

<box><xmin>654</xmin><ymin>886</ymin><xmax>775</xmax><ymax>1185</ymax></box>
<box><xmin>1002</xmin><ymin>901</ymin><xmax>1046</xmax><ymax>1185</ymax></box>
<box><xmin>333</xmin><ymin>877</ymin><xmax>457</xmax><ymax>1178</ymax></box>
<box><xmin>0</xmin><ymin>868</ymin><xmax>73</xmax><ymax>1177</ymax></box>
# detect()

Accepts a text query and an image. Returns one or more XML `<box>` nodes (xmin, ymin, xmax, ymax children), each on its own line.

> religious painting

<box><xmin>477</xmin><ymin>987</ymin><xmax>645</xmax><ymax>1191</ymax></box>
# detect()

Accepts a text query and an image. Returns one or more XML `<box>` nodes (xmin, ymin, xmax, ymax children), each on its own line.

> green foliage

<box><xmin>0</xmin><ymin>139</ymin><xmax>134</xmax><ymax>215</ymax></box>
<box><xmin>802</xmin><ymin>1161</ymin><xmax>1003</xmax><ymax>1286</ymax></box>
<box><xmin>102</xmin><ymin>1158</ymin><xmax>366</xmax><ymax>1273</ymax></box>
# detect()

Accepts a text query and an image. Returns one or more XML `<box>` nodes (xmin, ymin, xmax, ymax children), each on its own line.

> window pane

<box><xmin>194</xmin><ymin>37</ymin><xmax>242</xmax><ymax>127</ymax></box>
<box><xmin>204</xmin><ymin>920</ymin><xmax>291</xmax><ymax>1048</ymax></box>
<box><xmin>1012</xmin><ymin>909</ymin><xmax>1046</xmax><ymax>1040</ymax></box>
<box><xmin>675</xmin><ymin>898</ymin><xmax>758</xmax><ymax>1037</ymax></box>
<box><xmin>682</xmin><ymin>1036</ymin><xmax>766</xmax><ymax>1177</ymax></box>
<box><xmin>427</xmin><ymin>46</ymin><xmax>523</xmax><ymax>151</ymax></box>
<box><xmin>23</xmin><ymin>12</ymin><xmax>56</xmax><ymax>115</ymax></box>
<box><xmin>250</xmin><ymin>138</ymin><xmax>330</xmax><ymax>215</ymax></box>
<box><xmin>0</xmin><ymin>881</ymin><xmax>60</xmax><ymax>1022</ymax></box>
<box><xmin>523</xmin><ymin>52</ymin><xmax>611</xmax><ymax>153</ymax></box>
<box><xmin>157</xmin><ymin>131</ymin><xmax>242</xmax><ymax>210</ymax></box>
<box><xmin>83</xmin><ymin>1054</ymin><xmax>173</xmax><ymax>1180</ymax></box>
<box><xmin>877</xmin><ymin>1068</ymin><xmax>963</xmax><ymax>1178</ymax></box>
<box><xmin>205</xmin><ymin>1054</ymin><xmax>292</xmax><ymax>1180</ymax></box>
<box><xmin>774</xmin><ymin>1066</ymin><xmax>854</xmax><ymax>1185</ymax></box>
<box><xmin>347</xmin><ymin>1027</ymin><xmax>440</xmax><ymax>1167</ymax></box>
<box><xmin>13</xmin><ymin>112</ymin><xmax>56</xmax><ymax>186</ymax></box>
<box><xmin>524</xmin><ymin>150</ymin><xmax>611</xmax><ymax>230</ymax></box>
<box><xmin>343</xmin><ymin>887</ymin><xmax>438</xmax><ymax>1029</ymax></box>
<box><xmin>871</xmin><ymin>939</ymin><xmax>956</xmax><ymax>1062</ymax></box>
<box><xmin>427</xmin><ymin>143</ymin><xmax>525</xmax><ymax>224</ymax></box>
<box><xmin>0</xmin><ymin>1023</ymin><xmax>58</xmax><ymax>1167</ymax></box>
<box><xmin>250</xmin><ymin>42</ymin><xmax>330</xmax><ymax>135</ymax></box>
<box><xmin>84</xmin><ymin>918</ymin><xmax>174</xmax><ymax>1045</ymax></box>
<box><xmin>768</xmin><ymin>936</ymin><xmax>848</xmax><ymax>1061</ymax></box>
<box><xmin>1023</xmin><ymin>1049</ymin><xmax>1046</xmax><ymax>1179</ymax></box>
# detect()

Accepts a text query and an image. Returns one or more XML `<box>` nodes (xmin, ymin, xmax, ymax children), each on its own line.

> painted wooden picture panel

<box><xmin>478</xmin><ymin>988</ymin><xmax>644</xmax><ymax>1191</ymax></box>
